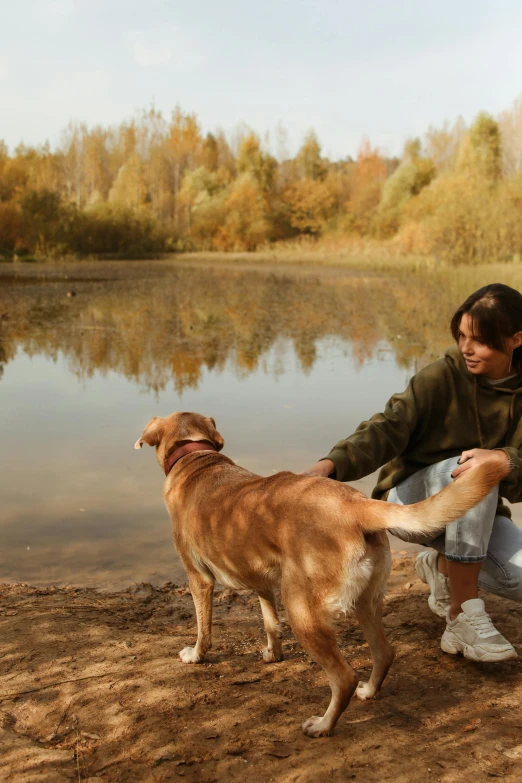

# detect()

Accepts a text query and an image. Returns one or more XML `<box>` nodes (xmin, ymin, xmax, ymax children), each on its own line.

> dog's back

<box><xmin>168</xmin><ymin>465</ymin><xmax>369</xmax><ymax>591</ymax></box>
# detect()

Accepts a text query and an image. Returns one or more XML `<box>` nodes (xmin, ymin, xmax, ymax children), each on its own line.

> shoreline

<box><xmin>0</xmin><ymin>543</ymin><xmax>425</xmax><ymax>594</ymax></box>
<box><xmin>1</xmin><ymin>554</ymin><xmax>521</xmax><ymax>783</ymax></box>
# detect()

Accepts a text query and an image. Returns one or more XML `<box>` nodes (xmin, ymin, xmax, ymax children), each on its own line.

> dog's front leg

<box><xmin>179</xmin><ymin>569</ymin><xmax>214</xmax><ymax>664</ymax></box>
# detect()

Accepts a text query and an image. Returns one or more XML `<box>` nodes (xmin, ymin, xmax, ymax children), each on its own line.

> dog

<box><xmin>135</xmin><ymin>411</ymin><xmax>507</xmax><ymax>737</ymax></box>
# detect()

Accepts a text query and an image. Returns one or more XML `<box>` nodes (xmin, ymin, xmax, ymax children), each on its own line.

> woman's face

<box><xmin>457</xmin><ymin>313</ymin><xmax>517</xmax><ymax>380</ymax></box>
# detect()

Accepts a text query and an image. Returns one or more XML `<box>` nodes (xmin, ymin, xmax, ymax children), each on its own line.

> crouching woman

<box><xmin>303</xmin><ymin>283</ymin><xmax>522</xmax><ymax>662</ymax></box>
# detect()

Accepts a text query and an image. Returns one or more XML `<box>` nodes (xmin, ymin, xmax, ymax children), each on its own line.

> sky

<box><xmin>2</xmin><ymin>0</ymin><xmax>522</xmax><ymax>160</ymax></box>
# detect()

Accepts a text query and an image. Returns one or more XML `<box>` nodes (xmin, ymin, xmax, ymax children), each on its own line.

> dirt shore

<box><xmin>1</xmin><ymin>555</ymin><xmax>521</xmax><ymax>783</ymax></box>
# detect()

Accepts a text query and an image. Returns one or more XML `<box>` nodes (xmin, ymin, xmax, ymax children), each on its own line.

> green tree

<box><xmin>377</xmin><ymin>145</ymin><xmax>435</xmax><ymax>235</ymax></box>
<box><xmin>179</xmin><ymin>167</ymin><xmax>223</xmax><ymax>234</ymax></box>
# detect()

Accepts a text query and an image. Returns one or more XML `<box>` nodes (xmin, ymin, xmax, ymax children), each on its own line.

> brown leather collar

<box><xmin>164</xmin><ymin>440</ymin><xmax>216</xmax><ymax>476</ymax></box>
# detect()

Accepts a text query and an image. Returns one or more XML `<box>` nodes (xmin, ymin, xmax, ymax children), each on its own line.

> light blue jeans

<box><xmin>388</xmin><ymin>456</ymin><xmax>522</xmax><ymax>603</ymax></box>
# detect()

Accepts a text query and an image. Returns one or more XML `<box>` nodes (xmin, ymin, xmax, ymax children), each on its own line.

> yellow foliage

<box><xmin>282</xmin><ymin>178</ymin><xmax>335</xmax><ymax>235</ymax></box>
<box><xmin>109</xmin><ymin>154</ymin><xmax>148</xmax><ymax>210</ymax></box>
<box><xmin>346</xmin><ymin>139</ymin><xmax>388</xmax><ymax>233</ymax></box>
<box><xmin>401</xmin><ymin>175</ymin><xmax>522</xmax><ymax>264</ymax></box>
<box><xmin>190</xmin><ymin>193</ymin><xmax>229</xmax><ymax>249</ymax></box>
<box><xmin>2</xmin><ymin>102</ymin><xmax>522</xmax><ymax>261</ymax></box>
<box><xmin>457</xmin><ymin>113</ymin><xmax>501</xmax><ymax>181</ymax></box>
<box><xmin>214</xmin><ymin>174</ymin><xmax>270</xmax><ymax>251</ymax></box>
<box><xmin>236</xmin><ymin>134</ymin><xmax>276</xmax><ymax>192</ymax></box>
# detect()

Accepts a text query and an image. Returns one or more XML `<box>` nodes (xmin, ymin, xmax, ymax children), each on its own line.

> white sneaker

<box><xmin>441</xmin><ymin>598</ymin><xmax>518</xmax><ymax>662</ymax></box>
<box><xmin>415</xmin><ymin>551</ymin><xmax>450</xmax><ymax>619</ymax></box>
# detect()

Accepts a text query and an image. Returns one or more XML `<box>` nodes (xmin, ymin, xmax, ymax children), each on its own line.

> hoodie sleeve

<box><xmin>323</xmin><ymin>376</ymin><xmax>422</xmax><ymax>483</ymax></box>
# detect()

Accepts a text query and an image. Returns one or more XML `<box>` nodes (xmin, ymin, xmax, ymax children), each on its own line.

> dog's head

<box><xmin>134</xmin><ymin>412</ymin><xmax>224</xmax><ymax>473</ymax></box>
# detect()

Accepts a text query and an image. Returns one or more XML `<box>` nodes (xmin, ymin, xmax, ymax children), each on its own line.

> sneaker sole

<box><xmin>414</xmin><ymin>556</ymin><xmax>429</xmax><ymax>585</ymax></box>
<box><xmin>416</xmin><ymin>556</ymin><xmax>449</xmax><ymax>619</ymax></box>
<box><xmin>428</xmin><ymin>595</ymin><xmax>449</xmax><ymax>620</ymax></box>
<box><xmin>441</xmin><ymin>635</ymin><xmax>518</xmax><ymax>663</ymax></box>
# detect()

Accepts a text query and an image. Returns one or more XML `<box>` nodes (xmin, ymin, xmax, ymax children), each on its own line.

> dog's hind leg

<box><xmin>257</xmin><ymin>591</ymin><xmax>284</xmax><ymax>663</ymax></box>
<box><xmin>283</xmin><ymin>587</ymin><xmax>358</xmax><ymax>737</ymax></box>
<box><xmin>354</xmin><ymin>538</ymin><xmax>394</xmax><ymax>700</ymax></box>
<box><xmin>354</xmin><ymin>593</ymin><xmax>394</xmax><ymax>700</ymax></box>
<box><xmin>179</xmin><ymin>567</ymin><xmax>215</xmax><ymax>664</ymax></box>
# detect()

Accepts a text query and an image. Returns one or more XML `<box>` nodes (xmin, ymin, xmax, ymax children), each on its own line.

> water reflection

<box><xmin>0</xmin><ymin>261</ymin><xmax>462</xmax><ymax>392</ymax></box>
<box><xmin>2</xmin><ymin>260</ymin><xmax>518</xmax><ymax>588</ymax></box>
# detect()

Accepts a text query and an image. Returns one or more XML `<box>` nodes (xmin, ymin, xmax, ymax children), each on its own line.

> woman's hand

<box><xmin>300</xmin><ymin>459</ymin><xmax>335</xmax><ymax>478</ymax></box>
<box><xmin>451</xmin><ymin>448</ymin><xmax>509</xmax><ymax>479</ymax></box>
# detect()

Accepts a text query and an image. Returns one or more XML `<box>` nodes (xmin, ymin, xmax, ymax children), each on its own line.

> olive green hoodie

<box><xmin>325</xmin><ymin>345</ymin><xmax>522</xmax><ymax>517</ymax></box>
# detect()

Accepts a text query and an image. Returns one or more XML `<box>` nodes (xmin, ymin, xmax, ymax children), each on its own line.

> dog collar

<box><xmin>164</xmin><ymin>441</ymin><xmax>216</xmax><ymax>476</ymax></box>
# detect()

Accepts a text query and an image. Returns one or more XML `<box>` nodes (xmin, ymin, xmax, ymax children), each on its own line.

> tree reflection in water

<box><xmin>0</xmin><ymin>260</ymin><xmax>515</xmax><ymax>391</ymax></box>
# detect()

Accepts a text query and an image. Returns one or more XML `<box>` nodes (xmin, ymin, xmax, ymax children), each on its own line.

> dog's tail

<box><xmin>359</xmin><ymin>460</ymin><xmax>508</xmax><ymax>536</ymax></box>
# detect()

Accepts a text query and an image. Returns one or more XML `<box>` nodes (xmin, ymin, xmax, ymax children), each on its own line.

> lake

<box><xmin>2</xmin><ymin>259</ymin><xmax>519</xmax><ymax>588</ymax></box>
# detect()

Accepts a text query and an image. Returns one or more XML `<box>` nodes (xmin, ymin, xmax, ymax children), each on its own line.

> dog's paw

<box><xmin>262</xmin><ymin>646</ymin><xmax>284</xmax><ymax>663</ymax></box>
<box><xmin>301</xmin><ymin>715</ymin><xmax>332</xmax><ymax>738</ymax></box>
<box><xmin>179</xmin><ymin>646</ymin><xmax>203</xmax><ymax>664</ymax></box>
<box><xmin>356</xmin><ymin>681</ymin><xmax>377</xmax><ymax>701</ymax></box>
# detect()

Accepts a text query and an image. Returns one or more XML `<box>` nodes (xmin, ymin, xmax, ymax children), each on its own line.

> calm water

<box><xmin>1</xmin><ymin>260</ymin><xmax>518</xmax><ymax>588</ymax></box>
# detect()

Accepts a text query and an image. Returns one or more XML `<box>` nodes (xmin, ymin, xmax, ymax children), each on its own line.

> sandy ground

<box><xmin>1</xmin><ymin>555</ymin><xmax>522</xmax><ymax>783</ymax></box>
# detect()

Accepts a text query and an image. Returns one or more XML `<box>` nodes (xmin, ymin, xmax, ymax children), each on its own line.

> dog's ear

<box><xmin>134</xmin><ymin>417</ymin><xmax>164</xmax><ymax>449</ymax></box>
<box><xmin>206</xmin><ymin>416</ymin><xmax>224</xmax><ymax>451</ymax></box>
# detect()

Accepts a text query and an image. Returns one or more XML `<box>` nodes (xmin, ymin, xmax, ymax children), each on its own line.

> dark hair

<box><xmin>450</xmin><ymin>284</ymin><xmax>522</xmax><ymax>369</ymax></box>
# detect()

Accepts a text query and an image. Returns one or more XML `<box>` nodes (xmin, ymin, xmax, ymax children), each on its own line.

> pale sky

<box><xmin>2</xmin><ymin>0</ymin><xmax>522</xmax><ymax>160</ymax></box>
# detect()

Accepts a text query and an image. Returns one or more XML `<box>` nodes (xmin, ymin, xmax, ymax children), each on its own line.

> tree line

<box><xmin>1</xmin><ymin>96</ymin><xmax>522</xmax><ymax>263</ymax></box>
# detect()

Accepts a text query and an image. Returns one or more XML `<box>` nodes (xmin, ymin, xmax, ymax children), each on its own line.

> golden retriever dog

<box><xmin>135</xmin><ymin>412</ymin><xmax>507</xmax><ymax>737</ymax></box>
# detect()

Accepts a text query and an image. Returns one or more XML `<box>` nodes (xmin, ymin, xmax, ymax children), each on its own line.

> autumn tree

<box><xmin>424</xmin><ymin>117</ymin><xmax>466</xmax><ymax>173</ymax></box>
<box><xmin>82</xmin><ymin>127</ymin><xmax>111</xmax><ymax>203</ymax></box>
<box><xmin>282</xmin><ymin>179</ymin><xmax>335</xmax><ymax>235</ymax></box>
<box><xmin>457</xmin><ymin>112</ymin><xmax>501</xmax><ymax>181</ymax></box>
<box><xmin>0</xmin><ymin>201</ymin><xmax>23</xmax><ymax>253</ymax></box>
<box><xmin>109</xmin><ymin>153</ymin><xmax>148</xmax><ymax>210</ymax></box>
<box><xmin>346</xmin><ymin>139</ymin><xmax>388</xmax><ymax>233</ymax></box>
<box><xmin>236</xmin><ymin>134</ymin><xmax>277</xmax><ymax>192</ymax></box>
<box><xmin>58</xmin><ymin>123</ymin><xmax>87</xmax><ymax>207</ymax></box>
<box><xmin>160</xmin><ymin>108</ymin><xmax>203</xmax><ymax>229</ymax></box>
<box><xmin>202</xmin><ymin>133</ymin><xmax>219</xmax><ymax>172</ymax></box>
<box><xmin>498</xmin><ymin>94</ymin><xmax>522</xmax><ymax>177</ymax></box>
<box><xmin>0</xmin><ymin>144</ymin><xmax>30</xmax><ymax>202</ymax></box>
<box><xmin>179</xmin><ymin>166</ymin><xmax>223</xmax><ymax>236</ymax></box>
<box><xmin>295</xmin><ymin>130</ymin><xmax>325</xmax><ymax>181</ymax></box>
<box><xmin>376</xmin><ymin>138</ymin><xmax>435</xmax><ymax>235</ymax></box>
<box><xmin>217</xmin><ymin>174</ymin><xmax>270</xmax><ymax>250</ymax></box>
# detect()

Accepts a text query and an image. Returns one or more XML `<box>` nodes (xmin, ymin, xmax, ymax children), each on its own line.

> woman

<box><xmin>303</xmin><ymin>283</ymin><xmax>522</xmax><ymax>662</ymax></box>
